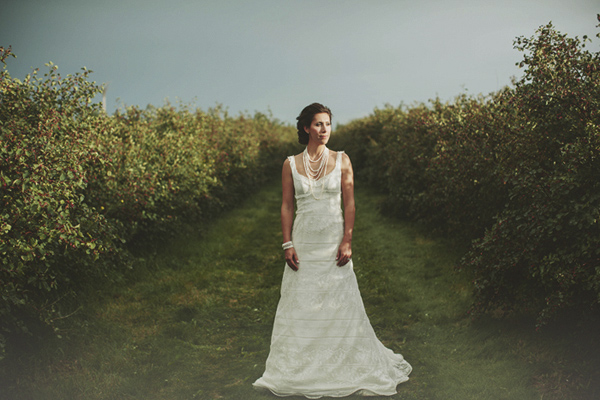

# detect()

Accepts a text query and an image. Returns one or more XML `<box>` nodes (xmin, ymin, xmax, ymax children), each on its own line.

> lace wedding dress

<box><xmin>253</xmin><ymin>151</ymin><xmax>412</xmax><ymax>398</ymax></box>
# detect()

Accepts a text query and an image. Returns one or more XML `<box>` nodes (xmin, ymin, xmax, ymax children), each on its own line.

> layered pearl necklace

<box><xmin>303</xmin><ymin>146</ymin><xmax>329</xmax><ymax>199</ymax></box>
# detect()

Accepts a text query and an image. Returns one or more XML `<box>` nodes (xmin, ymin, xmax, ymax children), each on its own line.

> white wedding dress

<box><xmin>253</xmin><ymin>151</ymin><xmax>412</xmax><ymax>398</ymax></box>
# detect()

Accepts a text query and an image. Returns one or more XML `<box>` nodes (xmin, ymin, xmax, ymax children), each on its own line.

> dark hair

<box><xmin>296</xmin><ymin>103</ymin><xmax>332</xmax><ymax>145</ymax></box>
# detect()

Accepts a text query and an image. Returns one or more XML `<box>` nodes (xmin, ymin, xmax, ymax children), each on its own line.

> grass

<box><xmin>1</xmin><ymin>179</ymin><xmax>599</xmax><ymax>399</ymax></box>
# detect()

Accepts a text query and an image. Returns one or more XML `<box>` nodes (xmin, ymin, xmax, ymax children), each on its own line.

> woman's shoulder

<box><xmin>284</xmin><ymin>152</ymin><xmax>300</xmax><ymax>161</ymax></box>
<box><xmin>286</xmin><ymin>152</ymin><xmax>306</xmax><ymax>165</ymax></box>
<box><xmin>334</xmin><ymin>150</ymin><xmax>350</xmax><ymax>162</ymax></box>
<box><xmin>338</xmin><ymin>151</ymin><xmax>352</xmax><ymax>172</ymax></box>
<box><xmin>283</xmin><ymin>154</ymin><xmax>300</xmax><ymax>169</ymax></box>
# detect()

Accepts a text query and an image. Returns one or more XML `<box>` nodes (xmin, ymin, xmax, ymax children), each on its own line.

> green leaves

<box><xmin>0</xmin><ymin>46</ymin><xmax>295</xmax><ymax>360</ymax></box>
<box><xmin>333</xmin><ymin>22</ymin><xmax>600</xmax><ymax>328</ymax></box>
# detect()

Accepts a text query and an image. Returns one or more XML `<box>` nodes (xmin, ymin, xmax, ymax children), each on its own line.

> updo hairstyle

<box><xmin>295</xmin><ymin>103</ymin><xmax>332</xmax><ymax>145</ymax></box>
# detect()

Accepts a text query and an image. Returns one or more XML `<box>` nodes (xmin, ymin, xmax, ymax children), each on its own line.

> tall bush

<box><xmin>0</xmin><ymin>47</ymin><xmax>296</xmax><ymax>358</ymax></box>
<box><xmin>333</xmin><ymin>23</ymin><xmax>600</xmax><ymax>326</ymax></box>
<box><xmin>85</xmin><ymin>103</ymin><xmax>294</xmax><ymax>239</ymax></box>
<box><xmin>0</xmin><ymin>47</ymin><xmax>128</xmax><ymax>355</ymax></box>
<box><xmin>465</xmin><ymin>24</ymin><xmax>600</xmax><ymax>324</ymax></box>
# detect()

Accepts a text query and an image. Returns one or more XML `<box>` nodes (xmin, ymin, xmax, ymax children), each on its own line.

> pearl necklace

<box><xmin>303</xmin><ymin>147</ymin><xmax>329</xmax><ymax>199</ymax></box>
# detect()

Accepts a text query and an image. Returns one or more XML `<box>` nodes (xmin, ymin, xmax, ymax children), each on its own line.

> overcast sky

<box><xmin>2</xmin><ymin>0</ymin><xmax>598</xmax><ymax>125</ymax></box>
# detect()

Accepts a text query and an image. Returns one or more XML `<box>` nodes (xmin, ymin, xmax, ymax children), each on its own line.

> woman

<box><xmin>253</xmin><ymin>103</ymin><xmax>412</xmax><ymax>398</ymax></box>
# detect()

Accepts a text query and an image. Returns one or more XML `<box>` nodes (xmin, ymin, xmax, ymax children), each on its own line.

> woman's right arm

<box><xmin>281</xmin><ymin>158</ymin><xmax>299</xmax><ymax>271</ymax></box>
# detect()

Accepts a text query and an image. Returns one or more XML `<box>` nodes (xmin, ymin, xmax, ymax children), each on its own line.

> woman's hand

<box><xmin>285</xmin><ymin>248</ymin><xmax>300</xmax><ymax>271</ymax></box>
<box><xmin>336</xmin><ymin>240</ymin><xmax>352</xmax><ymax>267</ymax></box>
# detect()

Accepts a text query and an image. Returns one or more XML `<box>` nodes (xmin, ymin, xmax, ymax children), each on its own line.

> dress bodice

<box><xmin>288</xmin><ymin>151</ymin><xmax>344</xmax><ymax>218</ymax></box>
<box><xmin>287</xmin><ymin>151</ymin><xmax>345</xmax><ymax>262</ymax></box>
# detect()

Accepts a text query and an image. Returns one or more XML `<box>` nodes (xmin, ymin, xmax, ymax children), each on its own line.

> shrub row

<box><xmin>0</xmin><ymin>46</ymin><xmax>296</xmax><ymax>357</ymax></box>
<box><xmin>331</xmin><ymin>23</ymin><xmax>600</xmax><ymax>326</ymax></box>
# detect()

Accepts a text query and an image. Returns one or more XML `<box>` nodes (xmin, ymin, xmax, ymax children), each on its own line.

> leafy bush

<box><xmin>87</xmin><ymin>104</ymin><xmax>278</xmax><ymax>238</ymax></box>
<box><xmin>0</xmin><ymin>46</ymin><xmax>296</xmax><ymax>358</ymax></box>
<box><xmin>334</xmin><ymin>95</ymin><xmax>510</xmax><ymax>238</ymax></box>
<box><xmin>0</xmin><ymin>47</ymin><xmax>128</xmax><ymax>355</ymax></box>
<box><xmin>465</xmin><ymin>24</ymin><xmax>600</xmax><ymax>325</ymax></box>
<box><xmin>333</xmin><ymin>23</ymin><xmax>600</xmax><ymax>326</ymax></box>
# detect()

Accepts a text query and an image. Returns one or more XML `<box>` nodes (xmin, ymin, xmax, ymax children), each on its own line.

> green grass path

<box><xmin>3</xmin><ymin>180</ymin><xmax>597</xmax><ymax>399</ymax></box>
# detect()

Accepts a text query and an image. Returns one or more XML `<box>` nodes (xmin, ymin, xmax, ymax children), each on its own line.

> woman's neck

<box><xmin>305</xmin><ymin>142</ymin><xmax>327</xmax><ymax>158</ymax></box>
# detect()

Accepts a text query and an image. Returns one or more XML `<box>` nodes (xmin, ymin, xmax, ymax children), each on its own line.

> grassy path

<box><xmin>2</xmin><ymin>180</ymin><xmax>598</xmax><ymax>399</ymax></box>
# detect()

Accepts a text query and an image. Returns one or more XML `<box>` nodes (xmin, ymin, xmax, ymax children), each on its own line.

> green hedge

<box><xmin>331</xmin><ymin>23</ymin><xmax>600</xmax><ymax>326</ymax></box>
<box><xmin>87</xmin><ymin>103</ymin><xmax>293</xmax><ymax>239</ymax></box>
<box><xmin>0</xmin><ymin>46</ymin><xmax>296</xmax><ymax>358</ymax></box>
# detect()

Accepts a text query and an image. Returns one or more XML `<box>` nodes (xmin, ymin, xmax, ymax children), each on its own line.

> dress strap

<box><xmin>336</xmin><ymin>151</ymin><xmax>344</xmax><ymax>171</ymax></box>
<box><xmin>288</xmin><ymin>155</ymin><xmax>297</xmax><ymax>179</ymax></box>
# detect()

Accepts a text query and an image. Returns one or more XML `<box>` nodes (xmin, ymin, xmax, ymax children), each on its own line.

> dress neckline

<box><xmin>292</xmin><ymin>151</ymin><xmax>341</xmax><ymax>182</ymax></box>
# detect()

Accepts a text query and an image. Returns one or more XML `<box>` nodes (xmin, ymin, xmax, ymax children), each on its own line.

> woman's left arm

<box><xmin>337</xmin><ymin>153</ymin><xmax>355</xmax><ymax>266</ymax></box>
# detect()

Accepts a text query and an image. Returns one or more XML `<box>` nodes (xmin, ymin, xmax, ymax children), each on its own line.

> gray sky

<box><xmin>2</xmin><ymin>0</ymin><xmax>598</xmax><ymax>125</ymax></box>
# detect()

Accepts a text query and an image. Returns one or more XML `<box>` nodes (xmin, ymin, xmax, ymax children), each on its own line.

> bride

<box><xmin>253</xmin><ymin>103</ymin><xmax>412</xmax><ymax>398</ymax></box>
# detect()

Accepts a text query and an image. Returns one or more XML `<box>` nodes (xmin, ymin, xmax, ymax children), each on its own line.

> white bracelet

<box><xmin>282</xmin><ymin>241</ymin><xmax>294</xmax><ymax>250</ymax></box>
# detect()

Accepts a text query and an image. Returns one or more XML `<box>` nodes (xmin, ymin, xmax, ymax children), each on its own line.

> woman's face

<box><xmin>304</xmin><ymin>113</ymin><xmax>331</xmax><ymax>145</ymax></box>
